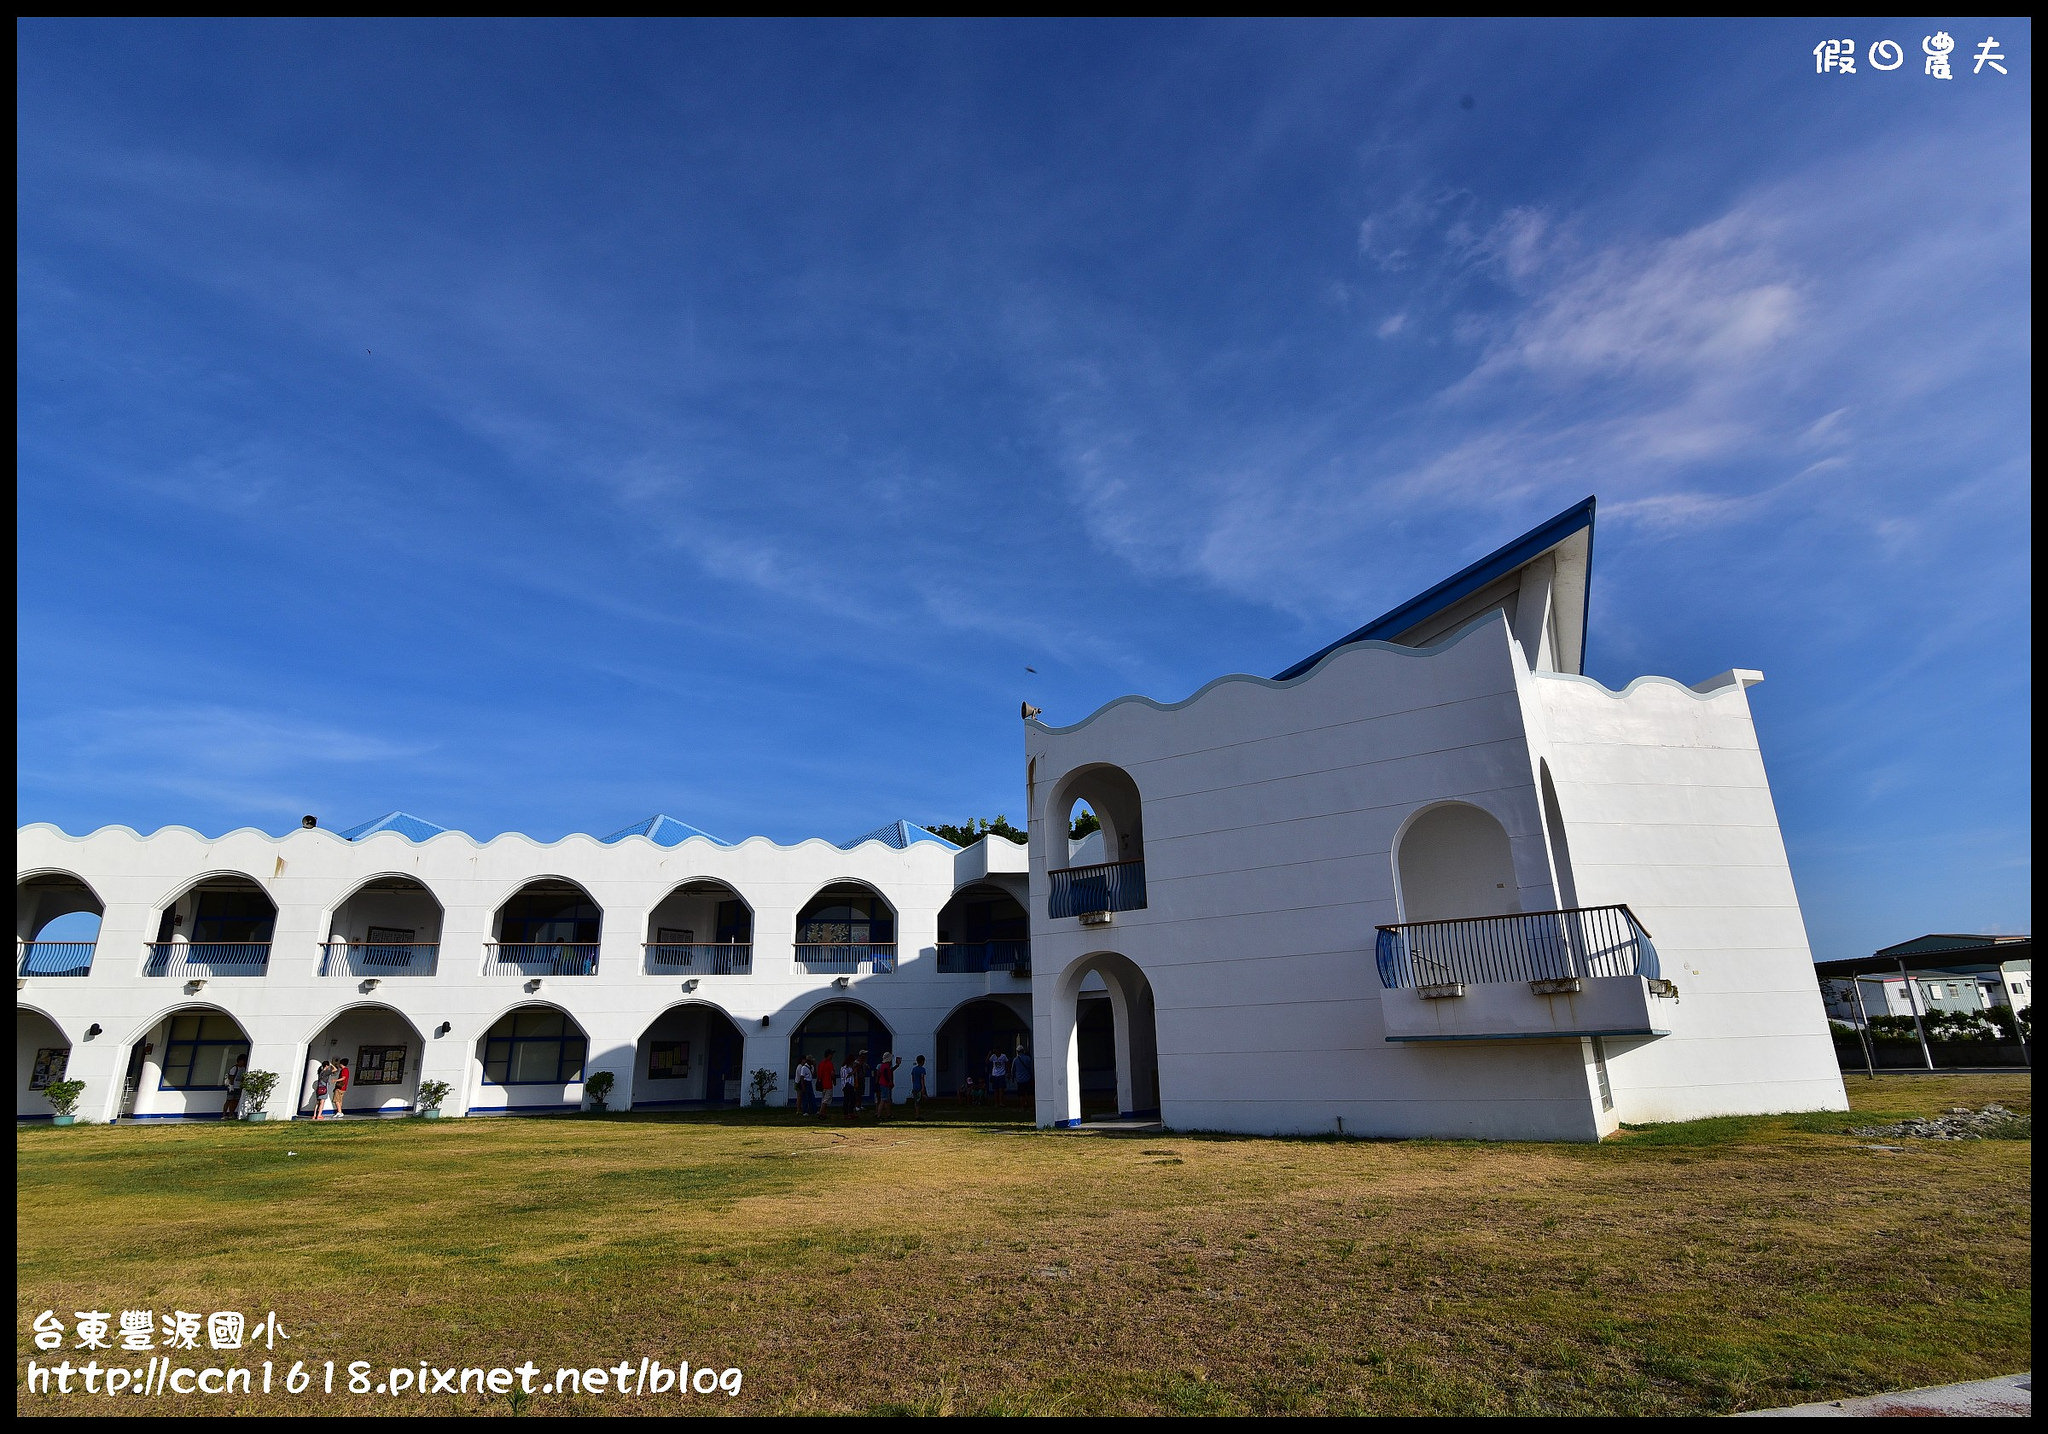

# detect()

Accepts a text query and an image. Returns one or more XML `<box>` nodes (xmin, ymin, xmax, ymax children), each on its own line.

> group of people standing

<box><xmin>307</xmin><ymin>1056</ymin><xmax>350</xmax><ymax>1119</ymax></box>
<box><xmin>789</xmin><ymin>1043</ymin><xmax>1033</xmax><ymax>1120</ymax></box>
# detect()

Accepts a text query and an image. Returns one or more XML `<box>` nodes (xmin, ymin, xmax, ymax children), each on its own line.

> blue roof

<box><xmin>1273</xmin><ymin>496</ymin><xmax>1596</xmax><ymax>682</ymax></box>
<box><xmin>600</xmin><ymin>814</ymin><xmax>729</xmax><ymax>847</ymax></box>
<box><xmin>837</xmin><ymin>819</ymin><xmax>960</xmax><ymax>851</ymax></box>
<box><xmin>336</xmin><ymin>811</ymin><xmax>450</xmax><ymax>842</ymax></box>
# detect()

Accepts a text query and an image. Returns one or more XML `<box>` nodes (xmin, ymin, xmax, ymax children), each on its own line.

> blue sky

<box><xmin>16</xmin><ymin>19</ymin><xmax>2032</xmax><ymax>959</ymax></box>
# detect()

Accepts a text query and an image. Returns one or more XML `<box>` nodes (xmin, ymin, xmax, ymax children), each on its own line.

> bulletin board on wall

<box><xmin>648</xmin><ymin>1041</ymin><xmax>690</xmax><ymax>1080</ymax></box>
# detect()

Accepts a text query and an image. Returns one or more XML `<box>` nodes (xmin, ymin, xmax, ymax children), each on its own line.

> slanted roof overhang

<box><xmin>1813</xmin><ymin>938</ymin><xmax>2033</xmax><ymax>981</ymax></box>
<box><xmin>1273</xmin><ymin>496</ymin><xmax>1596</xmax><ymax>682</ymax></box>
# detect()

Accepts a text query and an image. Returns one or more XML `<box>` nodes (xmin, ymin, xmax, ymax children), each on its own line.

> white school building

<box><xmin>18</xmin><ymin>497</ymin><xmax>1848</xmax><ymax>1139</ymax></box>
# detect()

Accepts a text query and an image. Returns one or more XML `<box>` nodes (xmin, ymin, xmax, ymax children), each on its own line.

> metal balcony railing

<box><xmin>1375</xmin><ymin>905</ymin><xmax>1659</xmax><ymax>991</ymax></box>
<box><xmin>145</xmin><ymin>942</ymin><xmax>272</xmax><ymax>978</ymax></box>
<box><xmin>1048</xmin><ymin>859</ymin><xmax>1147</xmax><ymax>918</ymax></box>
<box><xmin>794</xmin><ymin>943</ymin><xmax>897</xmax><ymax>974</ymax></box>
<box><xmin>936</xmin><ymin>940</ymin><xmax>1031</xmax><ymax>974</ymax></box>
<box><xmin>17</xmin><ymin>940</ymin><xmax>96</xmax><ymax>977</ymax></box>
<box><xmin>643</xmin><ymin>942</ymin><xmax>754</xmax><ymax>976</ymax></box>
<box><xmin>483</xmin><ymin>942</ymin><xmax>600</xmax><ymax>976</ymax></box>
<box><xmin>321</xmin><ymin>942</ymin><xmax>440</xmax><ymax>977</ymax></box>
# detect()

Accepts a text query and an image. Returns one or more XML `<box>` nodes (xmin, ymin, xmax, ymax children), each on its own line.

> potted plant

<box><xmin>43</xmin><ymin>1078</ymin><xmax>86</xmax><ymax>1126</ymax></box>
<box><xmin>416</xmin><ymin>1079</ymin><xmax>452</xmax><ymax>1118</ymax></box>
<box><xmin>584</xmin><ymin>1070</ymin><xmax>616</xmax><ymax>1113</ymax></box>
<box><xmin>748</xmin><ymin>1067</ymin><xmax>780</xmax><ymax>1108</ymax></box>
<box><xmin>239</xmin><ymin>1070</ymin><xmax>280</xmax><ymax>1121</ymax></box>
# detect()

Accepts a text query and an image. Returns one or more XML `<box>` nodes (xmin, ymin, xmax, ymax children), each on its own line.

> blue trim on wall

<box><xmin>123</xmin><ymin>1112</ymin><xmax>229</xmax><ymax>1121</ymax></box>
<box><xmin>17</xmin><ymin>1113</ymin><xmax>55</xmax><ymax>1122</ymax></box>
<box><xmin>463</xmin><ymin>1103</ymin><xmax>584</xmax><ymax>1116</ymax></box>
<box><xmin>1385</xmin><ymin>1027</ymin><xmax>1667</xmax><ymax>1043</ymax></box>
<box><xmin>1274</xmin><ymin>496</ymin><xmax>1596</xmax><ymax>681</ymax></box>
<box><xmin>628</xmin><ymin>1098</ymin><xmax>743</xmax><ymax>1110</ymax></box>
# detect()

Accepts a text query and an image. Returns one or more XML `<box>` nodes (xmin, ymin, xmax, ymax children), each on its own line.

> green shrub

<box><xmin>41</xmin><ymin>1079</ymin><xmax>86</xmax><ymax>1118</ymax></box>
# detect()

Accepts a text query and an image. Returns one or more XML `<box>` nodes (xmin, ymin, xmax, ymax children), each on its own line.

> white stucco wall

<box><xmin>14</xmin><ymin>824</ymin><xmax>1031</xmax><ymax>1125</ymax></box>
<box><xmin>1025</xmin><ymin>613</ymin><xmax>1844</xmax><ymax>1141</ymax></box>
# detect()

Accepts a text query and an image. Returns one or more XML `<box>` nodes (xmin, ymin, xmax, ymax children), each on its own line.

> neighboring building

<box><xmin>1818</xmin><ymin>934</ymin><xmax>2032</xmax><ymax>1024</ymax></box>
<box><xmin>1025</xmin><ymin>497</ymin><xmax>1848</xmax><ymax>1140</ymax></box>
<box><xmin>17</xmin><ymin>814</ymin><xmax>1032</xmax><ymax>1122</ymax></box>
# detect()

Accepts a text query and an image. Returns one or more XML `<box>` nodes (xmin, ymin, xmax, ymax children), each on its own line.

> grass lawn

<box><xmin>15</xmin><ymin>1073</ymin><xmax>2030</xmax><ymax>1416</ymax></box>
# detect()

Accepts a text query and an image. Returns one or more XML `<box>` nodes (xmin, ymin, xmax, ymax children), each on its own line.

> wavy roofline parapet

<box><xmin>1028</xmin><ymin>610</ymin><xmax>1512</xmax><ymax>737</ymax></box>
<box><xmin>1532</xmin><ymin>668</ymin><xmax>1765</xmax><ymax>703</ymax></box>
<box><xmin>12</xmin><ymin>821</ymin><xmax>969</xmax><ymax>858</ymax></box>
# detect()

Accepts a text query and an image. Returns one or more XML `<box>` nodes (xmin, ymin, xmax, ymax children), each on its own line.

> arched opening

<box><xmin>1048</xmin><ymin>765</ymin><xmax>1147</xmax><ymax>917</ymax></box>
<box><xmin>471</xmin><ymin>1004</ymin><xmax>589</xmax><ymax>1112</ymax></box>
<box><xmin>1049</xmin><ymin>952</ymin><xmax>1159</xmax><ymax>1125</ymax></box>
<box><xmin>120</xmin><ymin>1006</ymin><xmax>253</xmax><ymax>1119</ymax></box>
<box><xmin>934</xmin><ymin>997</ymin><xmax>1031</xmax><ymax>1098</ymax></box>
<box><xmin>1539</xmin><ymin>764</ymin><xmax>1578</xmax><ymax>909</ymax></box>
<box><xmin>631</xmin><ymin>1002</ymin><xmax>749</xmax><ymax>1108</ymax></box>
<box><xmin>18</xmin><ymin>1008</ymin><xmax>72</xmax><ymax>1118</ymax></box>
<box><xmin>644</xmin><ymin>880</ymin><xmax>754</xmax><ymax>976</ymax></box>
<box><xmin>17</xmin><ymin>872</ymin><xmax>103</xmax><ymax>978</ymax></box>
<box><xmin>323</xmin><ymin>875</ymin><xmax>445</xmax><ymax>978</ymax></box>
<box><xmin>298</xmin><ymin>1004</ymin><xmax>428</xmax><ymax>1117</ymax></box>
<box><xmin>489</xmin><ymin>879</ymin><xmax>601</xmax><ymax>976</ymax></box>
<box><xmin>1394</xmin><ymin>802</ymin><xmax>1520</xmax><ymax>924</ymax></box>
<box><xmin>795</xmin><ymin>883</ymin><xmax>897</xmax><ymax>974</ymax></box>
<box><xmin>789</xmin><ymin>1000</ymin><xmax>895</xmax><ymax>1095</ymax></box>
<box><xmin>936</xmin><ymin>883</ymin><xmax>1030</xmax><ymax>973</ymax></box>
<box><xmin>148</xmin><ymin>874</ymin><xmax>276</xmax><ymax>978</ymax></box>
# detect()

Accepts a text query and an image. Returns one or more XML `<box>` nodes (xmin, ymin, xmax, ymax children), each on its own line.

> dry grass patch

<box><xmin>16</xmin><ymin>1074</ymin><xmax>2029</xmax><ymax>1416</ymax></box>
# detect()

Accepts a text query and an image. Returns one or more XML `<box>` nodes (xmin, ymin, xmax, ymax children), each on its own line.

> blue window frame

<box><xmin>189</xmin><ymin>891</ymin><xmax>275</xmax><ymax>944</ymax></box>
<box><xmin>481</xmin><ymin>1008</ymin><xmax>587</xmax><ymax>1085</ymax></box>
<box><xmin>498</xmin><ymin>888</ymin><xmax>600</xmax><ymax>945</ymax></box>
<box><xmin>159</xmin><ymin>1012</ymin><xmax>251</xmax><ymax>1090</ymax></box>
<box><xmin>796</xmin><ymin>889</ymin><xmax>895</xmax><ymax>945</ymax></box>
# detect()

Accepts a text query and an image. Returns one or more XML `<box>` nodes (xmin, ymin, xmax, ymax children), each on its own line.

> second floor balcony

<box><xmin>1048</xmin><ymin>859</ymin><xmax>1147</xmax><ymax>919</ymax></box>
<box><xmin>483</xmin><ymin>942</ymin><xmax>600</xmax><ymax>977</ymax></box>
<box><xmin>321</xmin><ymin>942</ymin><xmax>441</xmax><ymax>978</ymax></box>
<box><xmin>795</xmin><ymin>942</ymin><xmax>896</xmax><ymax>974</ymax></box>
<box><xmin>145</xmin><ymin>942</ymin><xmax>272</xmax><ymax>978</ymax></box>
<box><xmin>1373</xmin><ymin>905</ymin><xmax>1673</xmax><ymax>1044</ymax></box>
<box><xmin>936</xmin><ymin>940</ymin><xmax>1031</xmax><ymax>974</ymax></box>
<box><xmin>17</xmin><ymin>940</ymin><xmax>96</xmax><ymax>978</ymax></box>
<box><xmin>644</xmin><ymin>942</ymin><xmax>754</xmax><ymax>976</ymax></box>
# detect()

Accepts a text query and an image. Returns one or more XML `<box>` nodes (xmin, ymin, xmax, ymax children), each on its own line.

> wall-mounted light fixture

<box><xmin>760</xmin><ymin>1015</ymin><xmax>771</xmax><ymax>1027</ymax></box>
<box><xmin>682</xmin><ymin>978</ymin><xmax>700</xmax><ymax>992</ymax></box>
<box><xmin>85</xmin><ymin>1023</ymin><xmax>102</xmax><ymax>1039</ymax></box>
<box><xmin>832</xmin><ymin>976</ymin><xmax>851</xmax><ymax>989</ymax></box>
<box><xmin>434</xmin><ymin>1022</ymin><xmax>451</xmax><ymax>1038</ymax></box>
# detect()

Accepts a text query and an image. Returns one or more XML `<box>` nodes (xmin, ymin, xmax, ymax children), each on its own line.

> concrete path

<box><xmin>1737</xmin><ymin>1372</ymin><xmax>2030</xmax><ymax>1417</ymax></box>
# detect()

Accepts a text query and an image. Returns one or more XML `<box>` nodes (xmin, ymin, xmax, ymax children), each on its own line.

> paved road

<box><xmin>1737</xmin><ymin>1373</ymin><xmax>2030</xmax><ymax>1417</ymax></box>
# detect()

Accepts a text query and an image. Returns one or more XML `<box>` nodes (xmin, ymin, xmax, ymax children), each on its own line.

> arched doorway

<box><xmin>1047</xmin><ymin>765</ymin><xmax>1147</xmax><ymax>917</ymax></box>
<box><xmin>299</xmin><ymin>1004</ymin><xmax>428</xmax><ymax>1117</ymax></box>
<box><xmin>1395</xmin><ymin>802</ymin><xmax>1520</xmax><ymax>923</ymax></box>
<box><xmin>1048</xmin><ymin>952</ymin><xmax>1159</xmax><ymax>1125</ymax></box>
<box><xmin>489</xmin><ymin>879</ymin><xmax>602</xmax><ymax>975</ymax></box>
<box><xmin>323</xmin><ymin>875</ymin><xmax>445</xmax><ymax>978</ymax></box>
<box><xmin>17</xmin><ymin>1007</ymin><xmax>72</xmax><ymax>1119</ymax></box>
<box><xmin>795</xmin><ymin>883</ymin><xmax>897</xmax><ymax>973</ymax></box>
<box><xmin>936</xmin><ymin>884</ymin><xmax>1030</xmax><ymax>972</ymax></box>
<box><xmin>644</xmin><ymin>880</ymin><xmax>754</xmax><ymax>976</ymax></box>
<box><xmin>149</xmin><ymin>874</ymin><xmax>276</xmax><ymax>978</ymax></box>
<box><xmin>934</xmin><ymin>997</ymin><xmax>1031</xmax><ymax>1097</ymax></box>
<box><xmin>121</xmin><ymin>1006</ymin><xmax>253</xmax><ymax>1119</ymax></box>
<box><xmin>790</xmin><ymin>1000</ymin><xmax>894</xmax><ymax>1082</ymax></box>
<box><xmin>631</xmin><ymin>1002</ymin><xmax>748</xmax><ymax>1107</ymax></box>
<box><xmin>470</xmin><ymin>1004</ymin><xmax>589</xmax><ymax>1113</ymax></box>
<box><xmin>17</xmin><ymin>872</ymin><xmax>103</xmax><ymax>977</ymax></box>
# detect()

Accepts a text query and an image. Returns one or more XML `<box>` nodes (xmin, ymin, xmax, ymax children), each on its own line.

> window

<box><xmin>190</xmin><ymin>892</ymin><xmax>274</xmax><ymax>944</ymax></box>
<box><xmin>796</xmin><ymin>892</ymin><xmax>894</xmax><ymax>945</ymax></box>
<box><xmin>1591</xmin><ymin>1037</ymin><xmax>1614</xmax><ymax>1112</ymax></box>
<box><xmin>481</xmin><ymin>1009</ymin><xmax>586</xmax><ymax>1085</ymax></box>
<box><xmin>498</xmin><ymin>890</ymin><xmax>599</xmax><ymax>945</ymax></box>
<box><xmin>647</xmin><ymin>1041</ymin><xmax>690</xmax><ymax>1081</ymax></box>
<box><xmin>160</xmin><ymin>1012</ymin><xmax>250</xmax><ymax>1090</ymax></box>
<box><xmin>356</xmin><ymin>1046</ymin><xmax>407</xmax><ymax>1085</ymax></box>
